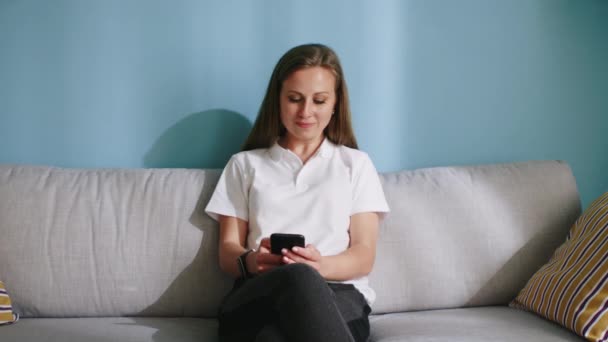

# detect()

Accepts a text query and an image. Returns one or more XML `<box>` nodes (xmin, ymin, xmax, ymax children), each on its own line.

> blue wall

<box><xmin>1</xmin><ymin>0</ymin><xmax>607</xmax><ymax>208</ymax></box>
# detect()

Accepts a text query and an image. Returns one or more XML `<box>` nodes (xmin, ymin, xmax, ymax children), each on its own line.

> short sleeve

<box><xmin>351</xmin><ymin>153</ymin><xmax>390</xmax><ymax>218</ymax></box>
<box><xmin>205</xmin><ymin>155</ymin><xmax>249</xmax><ymax>222</ymax></box>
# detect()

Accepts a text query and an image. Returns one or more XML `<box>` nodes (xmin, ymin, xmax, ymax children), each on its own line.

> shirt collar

<box><xmin>317</xmin><ymin>137</ymin><xmax>335</xmax><ymax>158</ymax></box>
<box><xmin>269</xmin><ymin>137</ymin><xmax>335</xmax><ymax>162</ymax></box>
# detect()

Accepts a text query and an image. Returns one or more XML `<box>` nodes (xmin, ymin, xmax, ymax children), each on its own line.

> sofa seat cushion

<box><xmin>369</xmin><ymin>306</ymin><xmax>583</xmax><ymax>341</ymax></box>
<box><xmin>0</xmin><ymin>317</ymin><xmax>218</xmax><ymax>342</ymax></box>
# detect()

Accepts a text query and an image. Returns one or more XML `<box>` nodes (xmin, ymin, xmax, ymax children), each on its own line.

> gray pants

<box><xmin>218</xmin><ymin>263</ymin><xmax>371</xmax><ymax>342</ymax></box>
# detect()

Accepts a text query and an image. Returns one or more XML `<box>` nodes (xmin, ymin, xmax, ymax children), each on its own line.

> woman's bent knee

<box><xmin>277</xmin><ymin>263</ymin><xmax>328</xmax><ymax>294</ymax></box>
<box><xmin>282</xmin><ymin>263</ymin><xmax>323</xmax><ymax>282</ymax></box>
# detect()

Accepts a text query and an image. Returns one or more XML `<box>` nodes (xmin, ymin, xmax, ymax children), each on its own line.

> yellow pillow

<box><xmin>511</xmin><ymin>192</ymin><xmax>608</xmax><ymax>341</ymax></box>
<box><xmin>0</xmin><ymin>280</ymin><xmax>19</xmax><ymax>325</ymax></box>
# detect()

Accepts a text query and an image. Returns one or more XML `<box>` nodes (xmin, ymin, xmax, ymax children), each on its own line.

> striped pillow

<box><xmin>0</xmin><ymin>280</ymin><xmax>19</xmax><ymax>325</ymax></box>
<box><xmin>511</xmin><ymin>191</ymin><xmax>608</xmax><ymax>341</ymax></box>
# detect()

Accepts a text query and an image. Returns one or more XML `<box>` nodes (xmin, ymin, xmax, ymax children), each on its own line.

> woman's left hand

<box><xmin>281</xmin><ymin>244</ymin><xmax>324</xmax><ymax>274</ymax></box>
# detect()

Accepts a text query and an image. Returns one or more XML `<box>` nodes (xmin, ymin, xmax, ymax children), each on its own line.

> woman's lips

<box><xmin>296</xmin><ymin>122</ymin><xmax>314</xmax><ymax>128</ymax></box>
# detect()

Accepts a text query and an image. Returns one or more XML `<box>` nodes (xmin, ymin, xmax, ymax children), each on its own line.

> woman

<box><xmin>206</xmin><ymin>43</ymin><xmax>389</xmax><ymax>342</ymax></box>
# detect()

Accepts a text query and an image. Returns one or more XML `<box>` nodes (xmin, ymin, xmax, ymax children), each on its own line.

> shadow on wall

<box><xmin>144</xmin><ymin>109</ymin><xmax>252</xmax><ymax>169</ymax></box>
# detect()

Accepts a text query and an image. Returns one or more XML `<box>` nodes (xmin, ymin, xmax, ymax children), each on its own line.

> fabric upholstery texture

<box><xmin>370</xmin><ymin>160</ymin><xmax>580</xmax><ymax>313</ymax></box>
<box><xmin>0</xmin><ymin>166</ymin><xmax>231</xmax><ymax>318</ymax></box>
<box><xmin>0</xmin><ymin>280</ymin><xmax>19</xmax><ymax>325</ymax></box>
<box><xmin>511</xmin><ymin>192</ymin><xmax>608</xmax><ymax>341</ymax></box>
<box><xmin>370</xmin><ymin>306</ymin><xmax>582</xmax><ymax>342</ymax></box>
<box><xmin>0</xmin><ymin>308</ymin><xmax>580</xmax><ymax>342</ymax></box>
<box><xmin>0</xmin><ymin>317</ymin><xmax>218</xmax><ymax>342</ymax></box>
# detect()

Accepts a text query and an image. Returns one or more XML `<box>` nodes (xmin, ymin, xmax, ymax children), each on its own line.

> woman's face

<box><xmin>279</xmin><ymin>66</ymin><xmax>336</xmax><ymax>145</ymax></box>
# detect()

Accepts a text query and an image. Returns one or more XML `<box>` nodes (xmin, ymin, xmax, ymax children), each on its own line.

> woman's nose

<box><xmin>298</xmin><ymin>101</ymin><xmax>313</xmax><ymax>117</ymax></box>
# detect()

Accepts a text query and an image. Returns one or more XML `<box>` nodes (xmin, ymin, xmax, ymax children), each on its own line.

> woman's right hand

<box><xmin>247</xmin><ymin>237</ymin><xmax>283</xmax><ymax>274</ymax></box>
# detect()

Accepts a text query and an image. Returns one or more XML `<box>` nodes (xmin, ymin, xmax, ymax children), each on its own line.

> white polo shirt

<box><xmin>205</xmin><ymin>138</ymin><xmax>389</xmax><ymax>304</ymax></box>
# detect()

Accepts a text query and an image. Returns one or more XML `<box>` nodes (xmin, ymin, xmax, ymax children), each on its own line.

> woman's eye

<box><xmin>288</xmin><ymin>97</ymin><xmax>302</xmax><ymax>103</ymax></box>
<box><xmin>313</xmin><ymin>99</ymin><xmax>326</xmax><ymax>105</ymax></box>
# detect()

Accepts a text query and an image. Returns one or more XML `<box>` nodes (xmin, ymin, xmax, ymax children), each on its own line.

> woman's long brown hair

<box><xmin>242</xmin><ymin>43</ymin><xmax>358</xmax><ymax>151</ymax></box>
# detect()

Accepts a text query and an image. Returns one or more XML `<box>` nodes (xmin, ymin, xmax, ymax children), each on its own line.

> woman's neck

<box><xmin>278</xmin><ymin>135</ymin><xmax>324</xmax><ymax>164</ymax></box>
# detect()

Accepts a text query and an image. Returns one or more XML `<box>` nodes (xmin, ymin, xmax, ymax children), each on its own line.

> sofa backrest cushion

<box><xmin>0</xmin><ymin>161</ymin><xmax>581</xmax><ymax>318</ymax></box>
<box><xmin>370</xmin><ymin>160</ymin><xmax>581</xmax><ymax>313</ymax></box>
<box><xmin>0</xmin><ymin>166</ymin><xmax>231</xmax><ymax>318</ymax></box>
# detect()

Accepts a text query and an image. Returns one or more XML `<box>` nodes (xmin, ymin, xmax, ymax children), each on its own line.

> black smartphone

<box><xmin>270</xmin><ymin>233</ymin><xmax>305</xmax><ymax>255</ymax></box>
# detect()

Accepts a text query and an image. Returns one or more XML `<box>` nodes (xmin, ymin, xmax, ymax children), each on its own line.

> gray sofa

<box><xmin>0</xmin><ymin>161</ymin><xmax>585</xmax><ymax>341</ymax></box>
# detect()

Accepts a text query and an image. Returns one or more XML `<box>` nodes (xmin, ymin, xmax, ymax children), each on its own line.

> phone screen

<box><xmin>270</xmin><ymin>233</ymin><xmax>305</xmax><ymax>255</ymax></box>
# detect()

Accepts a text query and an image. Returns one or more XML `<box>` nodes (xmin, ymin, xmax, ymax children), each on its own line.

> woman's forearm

<box><xmin>320</xmin><ymin>244</ymin><xmax>376</xmax><ymax>281</ymax></box>
<box><xmin>320</xmin><ymin>213</ymin><xmax>380</xmax><ymax>281</ymax></box>
<box><xmin>219</xmin><ymin>241</ymin><xmax>247</xmax><ymax>278</ymax></box>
